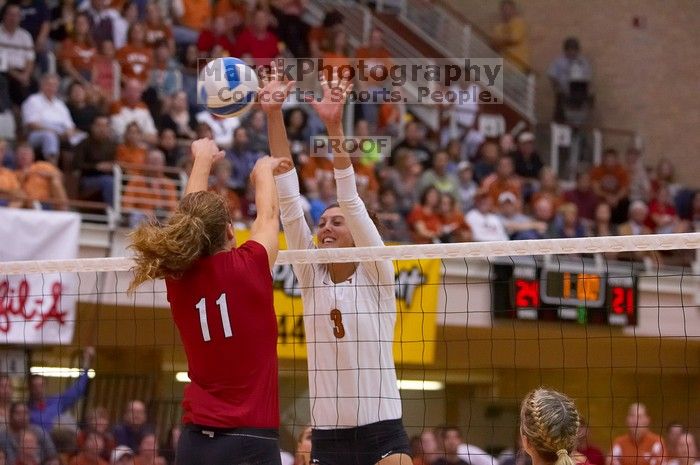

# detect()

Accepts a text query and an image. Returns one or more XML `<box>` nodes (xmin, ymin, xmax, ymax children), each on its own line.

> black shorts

<box><xmin>311</xmin><ymin>419</ymin><xmax>411</xmax><ymax>465</ymax></box>
<box><xmin>176</xmin><ymin>424</ymin><xmax>282</xmax><ymax>465</ymax></box>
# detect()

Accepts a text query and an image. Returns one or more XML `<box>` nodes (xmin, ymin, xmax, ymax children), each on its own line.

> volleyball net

<box><xmin>0</xmin><ymin>232</ymin><xmax>699</xmax><ymax>462</ymax></box>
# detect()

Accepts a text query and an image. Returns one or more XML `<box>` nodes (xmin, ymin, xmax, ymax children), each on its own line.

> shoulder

<box><xmin>233</xmin><ymin>240</ymin><xmax>270</xmax><ymax>267</ymax></box>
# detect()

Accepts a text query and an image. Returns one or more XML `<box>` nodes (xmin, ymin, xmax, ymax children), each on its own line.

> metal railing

<box><xmin>395</xmin><ymin>0</ymin><xmax>536</xmax><ymax>122</ymax></box>
<box><xmin>306</xmin><ymin>0</ymin><xmax>535</xmax><ymax>131</ymax></box>
<box><xmin>113</xmin><ymin>163</ymin><xmax>188</xmax><ymax>224</ymax></box>
<box><xmin>541</xmin><ymin>123</ymin><xmax>641</xmax><ymax>180</ymax></box>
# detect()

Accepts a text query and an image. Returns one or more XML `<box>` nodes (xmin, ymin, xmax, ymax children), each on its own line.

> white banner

<box><xmin>0</xmin><ymin>209</ymin><xmax>80</xmax><ymax>345</ymax></box>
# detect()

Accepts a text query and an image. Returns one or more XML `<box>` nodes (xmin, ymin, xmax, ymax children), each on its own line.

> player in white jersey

<box><xmin>259</xmin><ymin>65</ymin><xmax>411</xmax><ymax>465</ymax></box>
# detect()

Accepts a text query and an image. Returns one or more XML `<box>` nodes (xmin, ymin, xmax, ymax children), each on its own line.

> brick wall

<box><xmin>445</xmin><ymin>0</ymin><xmax>700</xmax><ymax>187</ymax></box>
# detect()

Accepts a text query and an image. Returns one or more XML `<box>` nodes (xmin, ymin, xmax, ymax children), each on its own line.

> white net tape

<box><xmin>1</xmin><ymin>232</ymin><xmax>699</xmax><ymax>275</ymax></box>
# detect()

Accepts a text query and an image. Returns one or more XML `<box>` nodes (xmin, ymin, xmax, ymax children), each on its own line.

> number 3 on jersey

<box><xmin>196</xmin><ymin>293</ymin><xmax>233</xmax><ymax>342</ymax></box>
<box><xmin>330</xmin><ymin>308</ymin><xmax>345</xmax><ymax>339</ymax></box>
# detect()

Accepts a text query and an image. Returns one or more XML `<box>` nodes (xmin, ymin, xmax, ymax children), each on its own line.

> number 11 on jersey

<box><xmin>196</xmin><ymin>293</ymin><xmax>233</xmax><ymax>342</ymax></box>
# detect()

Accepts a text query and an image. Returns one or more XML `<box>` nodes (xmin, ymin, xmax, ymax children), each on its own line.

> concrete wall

<box><xmin>445</xmin><ymin>0</ymin><xmax>700</xmax><ymax>187</ymax></box>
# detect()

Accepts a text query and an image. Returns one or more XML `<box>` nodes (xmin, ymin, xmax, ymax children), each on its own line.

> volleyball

<box><xmin>198</xmin><ymin>57</ymin><xmax>259</xmax><ymax>118</ymax></box>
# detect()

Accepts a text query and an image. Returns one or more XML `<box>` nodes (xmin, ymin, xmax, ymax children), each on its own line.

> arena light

<box><xmin>175</xmin><ymin>372</ymin><xmax>190</xmax><ymax>383</ymax></box>
<box><xmin>396</xmin><ymin>380</ymin><xmax>444</xmax><ymax>391</ymax></box>
<box><xmin>30</xmin><ymin>367</ymin><xmax>96</xmax><ymax>379</ymax></box>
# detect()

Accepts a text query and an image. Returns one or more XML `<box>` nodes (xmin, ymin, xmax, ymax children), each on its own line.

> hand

<box><xmin>82</xmin><ymin>346</ymin><xmax>95</xmax><ymax>369</ymax></box>
<box><xmin>252</xmin><ymin>155</ymin><xmax>285</xmax><ymax>176</ymax></box>
<box><xmin>258</xmin><ymin>60</ymin><xmax>295</xmax><ymax>115</ymax></box>
<box><xmin>308</xmin><ymin>68</ymin><xmax>353</xmax><ymax>128</ymax></box>
<box><xmin>535</xmin><ymin>222</ymin><xmax>548</xmax><ymax>234</ymax></box>
<box><xmin>191</xmin><ymin>138</ymin><xmax>224</xmax><ymax>163</ymax></box>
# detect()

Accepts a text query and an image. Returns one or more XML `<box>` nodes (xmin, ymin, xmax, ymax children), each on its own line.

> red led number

<box><xmin>515</xmin><ymin>280</ymin><xmax>539</xmax><ymax>308</ymax></box>
<box><xmin>611</xmin><ymin>287</ymin><xmax>635</xmax><ymax>316</ymax></box>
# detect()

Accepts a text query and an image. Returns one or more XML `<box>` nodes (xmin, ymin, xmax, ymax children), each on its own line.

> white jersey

<box><xmin>275</xmin><ymin>167</ymin><xmax>402</xmax><ymax>429</ymax></box>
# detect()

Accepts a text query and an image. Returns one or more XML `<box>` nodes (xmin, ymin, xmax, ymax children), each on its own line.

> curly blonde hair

<box><xmin>128</xmin><ymin>191</ymin><xmax>230</xmax><ymax>293</ymax></box>
<box><xmin>520</xmin><ymin>388</ymin><xmax>580</xmax><ymax>465</ymax></box>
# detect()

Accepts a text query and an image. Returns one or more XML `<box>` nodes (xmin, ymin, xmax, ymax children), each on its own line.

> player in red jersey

<box><xmin>128</xmin><ymin>138</ymin><xmax>289</xmax><ymax>465</ymax></box>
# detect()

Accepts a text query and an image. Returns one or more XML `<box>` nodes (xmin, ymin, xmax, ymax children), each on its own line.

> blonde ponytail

<box><xmin>554</xmin><ymin>449</ymin><xmax>576</xmax><ymax>465</ymax></box>
<box><xmin>128</xmin><ymin>191</ymin><xmax>230</xmax><ymax>293</ymax></box>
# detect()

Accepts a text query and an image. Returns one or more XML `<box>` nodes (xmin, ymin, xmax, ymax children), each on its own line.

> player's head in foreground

<box><xmin>128</xmin><ymin>190</ymin><xmax>233</xmax><ymax>291</ymax></box>
<box><xmin>520</xmin><ymin>388</ymin><xmax>580</xmax><ymax>465</ymax></box>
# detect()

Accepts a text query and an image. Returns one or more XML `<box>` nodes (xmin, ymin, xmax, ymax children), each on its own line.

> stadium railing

<box><xmin>112</xmin><ymin>162</ymin><xmax>188</xmax><ymax>226</ymax></box>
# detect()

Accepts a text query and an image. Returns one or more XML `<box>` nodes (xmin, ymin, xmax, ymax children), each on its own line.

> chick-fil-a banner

<box><xmin>0</xmin><ymin>208</ymin><xmax>80</xmax><ymax>345</ymax></box>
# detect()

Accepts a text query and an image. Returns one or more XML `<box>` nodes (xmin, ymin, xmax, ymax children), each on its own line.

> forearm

<box><xmin>335</xmin><ymin>165</ymin><xmax>384</xmax><ymax>247</ymax></box>
<box><xmin>253</xmin><ymin>167</ymin><xmax>279</xmax><ymax>223</ymax></box>
<box><xmin>275</xmin><ymin>169</ymin><xmax>313</xmax><ymax>250</ymax></box>
<box><xmin>184</xmin><ymin>157</ymin><xmax>213</xmax><ymax>194</ymax></box>
<box><xmin>267</xmin><ymin>111</ymin><xmax>293</xmax><ymax>166</ymax></box>
<box><xmin>327</xmin><ymin>122</ymin><xmax>351</xmax><ymax>170</ymax></box>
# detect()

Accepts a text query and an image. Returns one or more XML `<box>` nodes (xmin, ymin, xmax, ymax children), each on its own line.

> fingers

<box><xmin>318</xmin><ymin>71</ymin><xmax>329</xmax><ymax>90</ymax></box>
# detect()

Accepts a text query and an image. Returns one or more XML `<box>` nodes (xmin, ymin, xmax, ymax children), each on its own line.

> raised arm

<box><xmin>184</xmin><ymin>138</ymin><xmax>224</xmax><ymax>195</ymax></box>
<box><xmin>258</xmin><ymin>60</ymin><xmax>315</xmax><ymax>253</ymax></box>
<box><xmin>249</xmin><ymin>156</ymin><xmax>288</xmax><ymax>268</ymax></box>
<box><xmin>309</xmin><ymin>69</ymin><xmax>384</xmax><ymax>248</ymax></box>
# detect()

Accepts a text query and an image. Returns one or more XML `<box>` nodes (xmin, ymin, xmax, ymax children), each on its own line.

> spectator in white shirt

<box><xmin>0</xmin><ymin>4</ymin><xmax>36</xmax><ymax>106</ymax></box>
<box><xmin>195</xmin><ymin>110</ymin><xmax>241</xmax><ymax>150</ymax></box>
<box><xmin>496</xmin><ymin>191</ymin><xmax>547</xmax><ymax>240</ymax></box>
<box><xmin>466</xmin><ymin>191</ymin><xmax>509</xmax><ymax>241</ymax></box>
<box><xmin>110</xmin><ymin>78</ymin><xmax>157</xmax><ymax>144</ymax></box>
<box><xmin>21</xmin><ymin>74</ymin><xmax>82</xmax><ymax>163</ymax></box>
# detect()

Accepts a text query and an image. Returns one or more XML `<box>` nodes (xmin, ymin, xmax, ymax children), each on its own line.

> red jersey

<box><xmin>165</xmin><ymin>241</ymin><xmax>278</xmax><ymax>429</ymax></box>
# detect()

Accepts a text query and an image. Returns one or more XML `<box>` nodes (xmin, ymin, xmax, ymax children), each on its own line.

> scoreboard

<box><xmin>492</xmin><ymin>256</ymin><xmax>638</xmax><ymax>326</ymax></box>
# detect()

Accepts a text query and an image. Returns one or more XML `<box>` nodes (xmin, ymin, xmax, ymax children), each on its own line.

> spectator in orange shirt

<box><xmin>116</xmin><ymin>23</ymin><xmax>153</xmax><ymax>85</ymax></box>
<box><xmin>59</xmin><ymin>12</ymin><xmax>97</xmax><ymax>85</ymax></box>
<box><xmin>14</xmin><ymin>144</ymin><xmax>68</xmax><ymax>210</ymax></box>
<box><xmin>214</xmin><ymin>0</ymin><xmax>247</xmax><ymax>20</ymax></box>
<box><xmin>172</xmin><ymin>0</ymin><xmax>212</xmax><ymax>45</ymax></box>
<box><xmin>354</xmin><ymin>27</ymin><xmax>393</xmax><ymax>132</ymax></box>
<box><xmin>484</xmin><ymin>156</ymin><xmax>522</xmax><ymax>204</ymax></box>
<box><xmin>408</xmin><ymin>186</ymin><xmax>444</xmax><ymax>244</ymax></box>
<box><xmin>122</xmin><ymin>149</ymin><xmax>178</xmax><ymax>224</ymax></box>
<box><xmin>116</xmin><ymin>122</ymin><xmax>147</xmax><ymax>168</ymax></box>
<box><xmin>68</xmin><ymin>431</ymin><xmax>108</xmax><ymax>465</ymax></box>
<box><xmin>439</xmin><ymin>193</ymin><xmax>472</xmax><ymax>242</ymax></box>
<box><xmin>531</xmin><ymin>167</ymin><xmax>563</xmax><ymax>211</ymax></box>
<box><xmin>609</xmin><ymin>403</ymin><xmax>665</xmax><ymax>465</ymax></box>
<box><xmin>590</xmin><ymin>148</ymin><xmax>630</xmax><ymax>224</ymax></box>
<box><xmin>144</xmin><ymin>3</ymin><xmax>173</xmax><ymax>51</ymax></box>
<box><xmin>0</xmin><ymin>140</ymin><xmax>23</xmax><ymax>207</ymax></box>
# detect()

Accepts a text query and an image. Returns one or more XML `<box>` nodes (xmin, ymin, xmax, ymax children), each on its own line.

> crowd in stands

<box><xmin>289</xmin><ymin>403</ymin><xmax>699</xmax><ymax>465</ymax></box>
<box><xmin>6</xmin><ymin>361</ymin><xmax>699</xmax><ymax>465</ymax></box>
<box><xmin>0</xmin><ymin>0</ymin><xmax>698</xmax><ymax>267</ymax></box>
